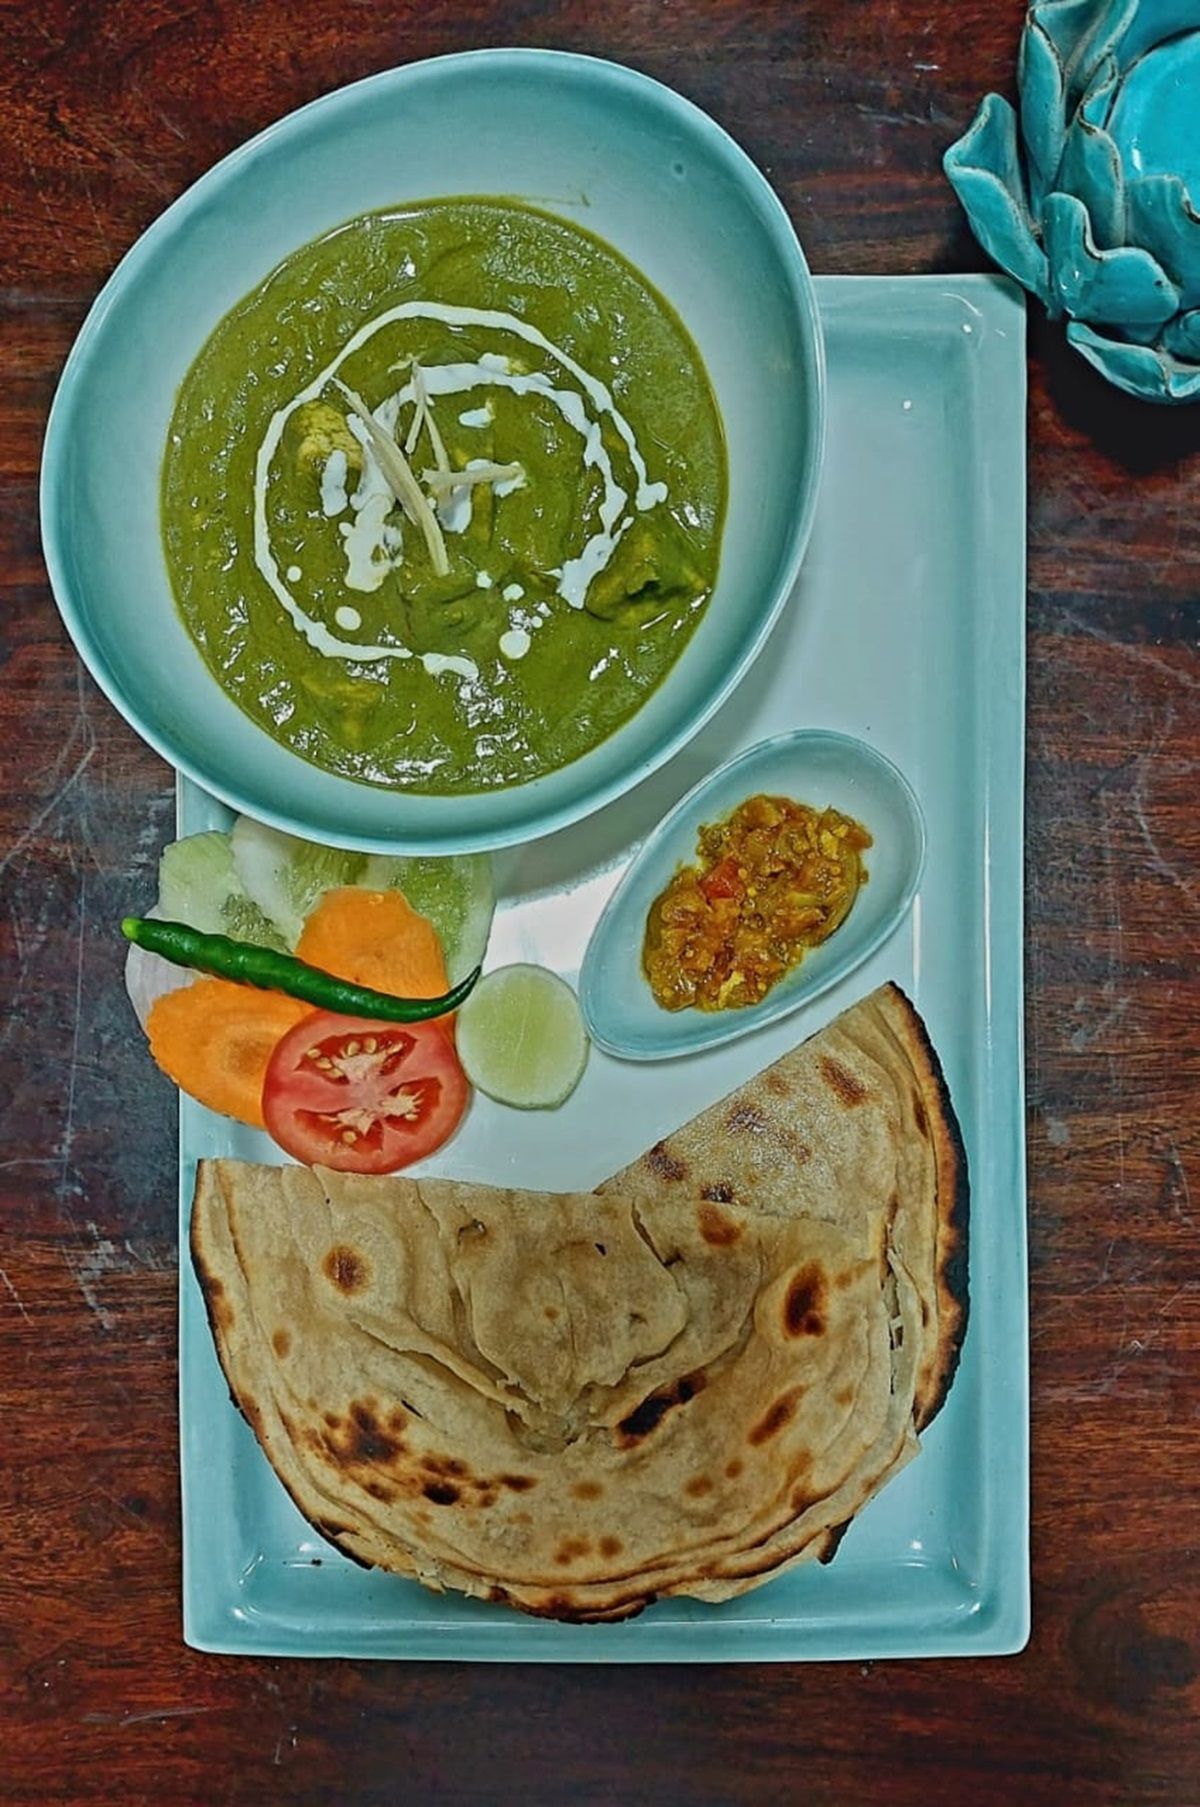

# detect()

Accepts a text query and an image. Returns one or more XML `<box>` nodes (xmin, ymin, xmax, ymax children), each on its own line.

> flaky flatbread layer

<box><xmin>191</xmin><ymin>983</ymin><xmax>968</xmax><ymax>1621</ymax></box>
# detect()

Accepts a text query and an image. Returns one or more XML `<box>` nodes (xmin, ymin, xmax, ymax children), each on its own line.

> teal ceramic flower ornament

<box><xmin>944</xmin><ymin>0</ymin><xmax>1200</xmax><ymax>402</ymax></box>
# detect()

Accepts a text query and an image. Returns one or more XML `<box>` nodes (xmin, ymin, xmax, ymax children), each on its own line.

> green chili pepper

<box><xmin>121</xmin><ymin>916</ymin><xmax>480</xmax><ymax>1022</ymax></box>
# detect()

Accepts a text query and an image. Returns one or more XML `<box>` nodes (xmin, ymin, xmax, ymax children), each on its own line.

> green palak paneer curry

<box><xmin>161</xmin><ymin>200</ymin><xmax>727</xmax><ymax>793</ymax></box>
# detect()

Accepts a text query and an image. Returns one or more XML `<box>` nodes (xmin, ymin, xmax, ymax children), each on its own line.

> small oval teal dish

<box><xmin>579</xmin><ymin>731</ymin><xmax>926</xmax><ymax>1061</ymax></box>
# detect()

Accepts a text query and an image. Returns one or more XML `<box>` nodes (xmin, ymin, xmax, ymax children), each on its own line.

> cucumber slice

<box><xmin>158</xmin><ymin>832</ymin><xmax>240</xmax><ymax>936</ymax></box>
<box><xmin>230</xmin><ymin>817</ymin><xmax>365</xmax><ymax>948</ymax></box>
<box><xmin>219</xmin><ymin>894</ymin><xmax>290</xmax><ymax>952</ymax></box>
<box><xmin>158</xmin><ymin>830</ymin><xmax>289</xmax><ymax>950</ymax></box>
<box><xmin>222</xmin><ymin>816</ymin><xmax>495</xmax><ymax>973</ymax></box>
<box><xmin>359</xmin><ymin>851</ymin><xmax>495</xmax><ymax>985</ymax></box>
<box><xmin>454</xmin><ymin>964</ymin><xmax>588</xmax><ymax>1109</ymax></box>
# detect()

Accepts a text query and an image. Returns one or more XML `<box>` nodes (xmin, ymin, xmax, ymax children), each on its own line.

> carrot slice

<box><xmin>146</xmin><ymin>979</ymin><xmax>313</xmax><ymax>1129</ymax></box>
<box><xmin>295</xmin><ymin>887</ymin><xmax>449</xmax><ymax>1000</ymax></box>
<box><xmin>145</xmin><ymin>891</ymin><xmax>450</xmax><ymax>1128</ymax></box>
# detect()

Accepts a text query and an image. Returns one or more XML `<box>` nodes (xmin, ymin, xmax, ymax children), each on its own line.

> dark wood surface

<box><xmin>2</xmin><ymin>3</ymin><xmax>1198</xmax><ymax>1802</ymax></box>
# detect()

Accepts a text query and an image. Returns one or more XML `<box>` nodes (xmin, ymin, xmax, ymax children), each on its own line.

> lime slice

<box><xmin>455</xmin><ymin>964</ymin><xmax>588</xmax><ymax>1109</ymax></box>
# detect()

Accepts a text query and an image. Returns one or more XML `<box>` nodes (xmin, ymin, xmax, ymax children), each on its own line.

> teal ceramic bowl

<box><xmin>580</xmin><ymin>731</ymin><xmax>926</xmax><ymax>1060</ymax></box>
<box><xmin>40</xmin><ymin>50</ymin><xmax>825</xmax><ymax>854</ymax></box>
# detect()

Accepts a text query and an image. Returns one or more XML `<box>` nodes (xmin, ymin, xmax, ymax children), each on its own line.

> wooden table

<box><xmin>3</xmin><ymin>3</ymin><xmax>1198</xmax><ymax>1802</ymax></box>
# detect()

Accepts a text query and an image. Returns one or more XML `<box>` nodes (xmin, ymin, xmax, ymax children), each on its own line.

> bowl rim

<box><xmin>579</xmin><ymin>727</ymin><xmax>928</xmax><ymax>1060</ymax></box>
<box><xmin>39</xmin><ymin>47</ymin><xmax>828</xmax><ymax>854</ymax></box>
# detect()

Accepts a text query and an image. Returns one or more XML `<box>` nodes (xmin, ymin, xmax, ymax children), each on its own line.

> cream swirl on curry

<box><xmin>254</xmin><ymin>300</ymin><xmax>671</xmax><ymax>677</ymax></box>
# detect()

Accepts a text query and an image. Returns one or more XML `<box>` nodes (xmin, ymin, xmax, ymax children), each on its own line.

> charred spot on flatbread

<box><xmin>818</xmin><ymin>1055</ymin><xmax>869</xmax><ymax>1107</ymax></box>
<box><xmin>423</xmin><ymin>1481</ymin><xmax>460</xmax><ymax>1506</ymax></box>
<box><xmin>783</xmin><ymin>1264</ymin><xmax>827</xmax><ymax>1337</ymax></box>
<box><xmin>644</xmin><ymin>1142</ymin><xmax>688</xmax><ymax>1181</ymax></box>
<box><xmin>818</xmin><ymin>1520</ymin><xmax>853</xmax><ymax>1565</ymax></box>
<box><xmin>878</xmin><ymin>981</ymin><xmax>970</xmax><ymax>1427</ymax></box>
<box><xmin>322</xmin><ymin>1244</ymin><xmax>370</xmax><ymax>1294</ymax></box>
<box><xmin>324</xmin><ymin>1400</ymin><xmax>405</xmax><ymax>1468</ymax></box>
<box><xmin>749</xmin><ymin>1388</ymin><xmax>806</xmax><ymax>1446</ymax></box>
<box><xmin>697</xmin><ymin>1202</ymin><xmax>741</xmax><ymax>1246</ymax></box>
<box><xmin>725</xmin><ymin>1102</ymin><xmax>768</xmax><ymax>1134</ymax></box>
<box><xmin>616</xmin><ymin>1371</ymin><xmax>707</xmax><ymax>1446</ymax></box>
<box><xmin>194</xmin><ymin>1256</ymin><xmax>234</xmax><ymax>1332</ymax></box>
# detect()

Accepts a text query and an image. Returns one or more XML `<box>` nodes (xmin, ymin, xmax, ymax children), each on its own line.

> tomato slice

<box><xmin>261</xmin><ymin>1012</ymin><xmax>469</xmax><ymax>1174</ymax></box>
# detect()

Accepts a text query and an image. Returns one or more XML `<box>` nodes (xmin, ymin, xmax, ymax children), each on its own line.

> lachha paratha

<box><xmin>190</xmin><ymin>982</ymin><xmax>967</xmax><ymax>1621</ymax></box>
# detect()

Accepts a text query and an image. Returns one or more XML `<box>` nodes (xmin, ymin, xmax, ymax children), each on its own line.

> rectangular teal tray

<box><xmin>179</xmin><ymin>274</ymin><xmax>1029</xmax><ymax>1660</ymax></box>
